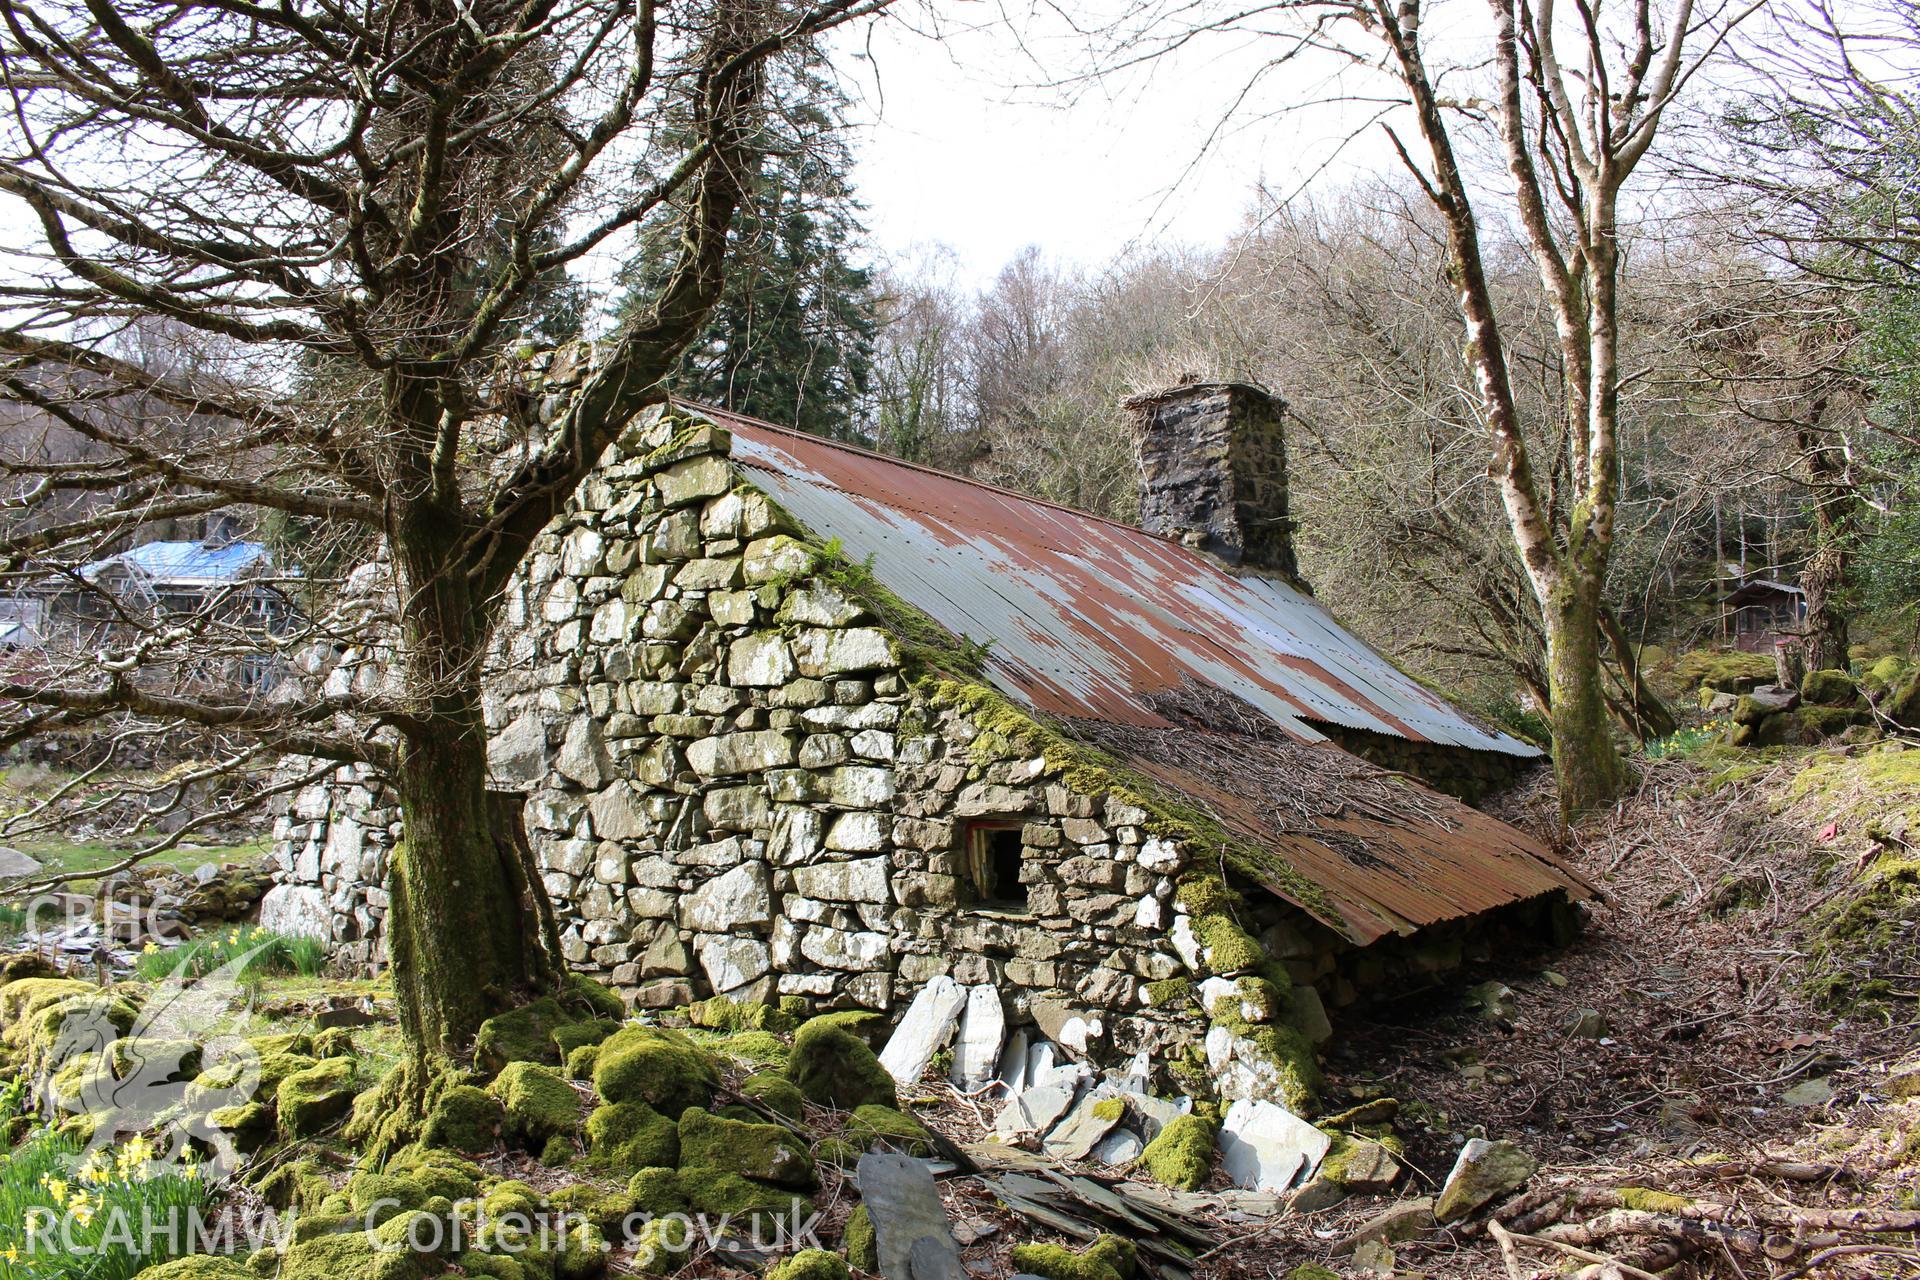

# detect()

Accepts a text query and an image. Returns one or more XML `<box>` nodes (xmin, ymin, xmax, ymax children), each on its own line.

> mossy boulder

<box><xmin>844</xmin><ymin>1104</ymin><xmax>935</xmax><ymax>1156</ymax></box>
<box><xmin>784</xmin><ymin>1019</ymin><xmax>897</xmax><ymax>1110</ymax></box>
<box><xmin>564</xmin><ymin>1043</ymin><xmax>602</xmax><ymax>1082</ymax></box>
<box><xmin>208</xmin><ymin>1101</ymin><xmax>274</xmax><ymax>1152</ymax></box>
<box><xmin>130</xmin><ymin>1257</ymin><xmax>256</xmax><ymax>1280</ymax></box>
<box><xmin>677</xmin><ymin>1105</ymin><xmax>815</xmax><ymax>1188</ymax></box>
<box><xmin>714</xmin><ymin>1029</ymin><xmax>790</xmax><ymax>1067</ymax></box>
<box><xmin>14</xmin><ymin>990</ymin><xmax>139</xmax><ymax>1072</ymax></box>
<box><xmin>677</xmin><ymin>1167</ymin><xmax>813</xmax><ymax>1230</ymax></box>
<box><xmin>1801</xmin><ymin>668</ymin><xmax>1862</xmax><ymax>707</ymax></box>
<box><xmin>843</xmin><ymin>1204</ymin><xmax>876</xmax><ymax>1271</ymax></box>
<box><xmin>1009</xmin><ymin>1234</ymin><xmax>1137</xmax><ymax>1280</ymax></box>
<box><xmin>1676</xmin><ymin>649</ymin><xmax>1776</xmax><ymax>693</ymax></box>
<box><xmin>311</xmin><ymin>1028</ymin><xmax>356</xmax><ymax>1059</ymax></box>
<box><xmin>276</xmin><ymin>1218</ymin><xmax>444</xmax><ymax>1280</ymax></box>
<box><xmin>1886</xmin><ymin>668</ymin><xmax>1920</xmax><ymax>730</ymax></box>
<box><xmin>1136</xmin><ymin>1113</ymin><xmax>1216</xmax><ymax>1191</ymax></box>
<box><xmin>1861</xmin><ymin>655</ymin><xmax>1911</xmax><ymax>699</ymax></box>
<box><xmin>554</xmin><ymin>1221</ymin><xmax>612</xmax><ymax>1280</ymax></box>
<box><xmin>278</xmin><ymin>1057</ymin><xmax>358</xmax><ymax>1137</ymax></box>
<box><xmin>548</xmin><ymin>1182</ymin><xmax>638</xmax><ymax>1235</ymax></box>
<box><xmin>456</xmin><ymin>1253</ymin><xmax>531</xmax><ymax>1280</ymax></box>
<box><xmin>630</xmin><ymin>1216</ymin><xmax>692</xmax><ymax>1276</ymax></box>
<box><xmin>250</xmin><ymin>1158</ymin><xmax>335</xmax><ymax>1213</ymax></box>
<box><xmin>0</xmin><ymin>952</ymin><xmax>59</xmax><ymax>986</ymax></box>
<box><xmin>384</xmin><ymin>1145</ymin><xmax>484</xmax><ymax>1202</ymax></box>
<box><xmin>765</xmin><ymin>1250</ymin><xmax>851</xmax><ymax>1280</ymax></box>
<box><xmin>567</xmin><ymin>973</ymin><xmax>628</xmax><ymax>1022</ymax></box>
<box><xmin>482</xmin><ymin>1180</ymin><xmax>545</xmax><ymax>1223</ymax></box>
<box><xmin>552</xmin><ymin>1019</ymin><xmax>618</xmax><ymax>1059</ymax></box>
<box><xmin>593</xmin><ymin>1025</ymin><xmax>717</xmax><ymax>1116</ymax></box>
<box><xmin>198</xmin><ymin>1032</ymin><xmax>318</xmax><ymax>1104</ymax></box>
<box><xmin>795</xmin><ymin>1009</ymin><xmax>883</xmax><ymax>1046</ymax></box>
<box><xmin>421</xmin><ymin>1084</ymin><xmax>504</xmax><ymax>1151</ymax></box>
<box><xmin>112</xmin><ymin>1037</ymin><xmax>203</xmax><ymax>1079</ymax></box>
<box><xmin>586</xmin><ymin>1100</ymin><xmax>680</xmax><ymax>1173</ymax></box>
<box><xmin>1755</xmin><ymin>704</ymin><xmax>1865</xmax><ymax>746</ymax></box>
<box><xmin>0</xmin><ymin>977</ymin><xmax>97</xmax><ymax>1028</ymax></box>
<box><xmin>474</xmin><ymin>997</ymin><xmax>573</xmax><ymax>1072</ymax></box>
<box><xmin>346</xmin><ymin>1170</ymin><xmax>436</xmax><ymax>1225</ymax></box>
<box><xmin>740</xmin><ymin>1071</ymin><xmax>807</xmax><ymax>1120</ymax></box>
<box><xmin>627</xmin><ymin>1167</ymin><xmax>690</xmax><ymax>1216</ymax></box>
<box><xmin>541</xmin><ymin>1134</ymin><xmax>576</xmax><ymax>1167</ymax></box>
<box><xmin>489</xmin><ymin>1060</ymin><xmax>583</xmax><ymax>1147</ymax></box>
<box><xmin>688</xmin><ymin>996</ymin><xmax>795</xmax><ymax>1034</ymax></box>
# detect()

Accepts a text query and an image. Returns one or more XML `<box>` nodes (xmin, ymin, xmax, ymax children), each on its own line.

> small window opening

<box><xmin>965</xmin><ymin>822</ymin><xmax>1029</xmax><ymax>913</ymax></box>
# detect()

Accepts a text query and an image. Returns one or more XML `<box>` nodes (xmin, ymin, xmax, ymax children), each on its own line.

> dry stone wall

<box><xmin>262</xmin><ymin>405</ymin><xmax>1291</xmax><ymax>1078</ymax></box>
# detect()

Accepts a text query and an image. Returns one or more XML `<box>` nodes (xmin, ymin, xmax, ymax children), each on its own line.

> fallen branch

<box><xmin>1488</xmin><ymin>1219</ymin><xmax>1669</xmax><ymax>1280</ymax></box>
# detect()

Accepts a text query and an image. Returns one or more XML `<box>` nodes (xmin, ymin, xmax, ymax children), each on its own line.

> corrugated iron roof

<box><xmin>714</xmin><ymin>409</ymin><xmax>1535</xmax><ymax>756</ymax></box>
<box><xmin>693</xmin><ymin>404</ymin><xmax>1584</xmax><ymax>942</ymax></box>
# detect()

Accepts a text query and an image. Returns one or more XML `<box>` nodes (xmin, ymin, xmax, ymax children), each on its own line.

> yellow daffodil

<box><xmin>44</xmin><ymin>1178</ymin><xmax>67</xmax><ymax>1203</ymax></box>
<box><xmin>143</xmin><ymin>943</ymin><xmax>159</xmax><ymax>955</ymax></box>
<box><xmin>5</xmin><ymin>1244</ymin><xmax>20</xmax><ymax>1262</ymax></box>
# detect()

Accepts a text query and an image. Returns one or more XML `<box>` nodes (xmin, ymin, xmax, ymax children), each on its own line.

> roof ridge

<box><xmin>675</xmin><ymin>397</ymin><xmax>1192</xmax><ymax>548</ymax></box>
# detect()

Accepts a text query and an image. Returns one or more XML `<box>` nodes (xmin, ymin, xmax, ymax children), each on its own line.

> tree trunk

<box><xmin>383</xmin><ymin>465</ymin><xmax>561</xmax><ymax>1058</ymax></box>
<box><xmin>1545</xmin><ymin>578</ymin><xmax>1626</xmax><ymax>815</ymax></box>
<box><xmin>1601</xmin><ymin>607</ymin><xmax>1678</xmax><ymax>741</ymax></box>
<box><xmin>389</xmin><ymin>702</ymin><xmax>559</xmax><ymax>1057</ymax></box>
<box><xmin>1796</xmin><ymin>416</ymin><xmax>1856</xmax><ymax>674</ymax></box>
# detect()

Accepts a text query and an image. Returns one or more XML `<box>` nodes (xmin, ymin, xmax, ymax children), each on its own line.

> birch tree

<box><xmin>1098</xmin><ymin>0</ymin><xmax>1749</xmax><ymax>813</ymax></box>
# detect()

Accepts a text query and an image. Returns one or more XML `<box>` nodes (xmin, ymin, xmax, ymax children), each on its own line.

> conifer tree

<box><xmin>620</xmin><ymin>53</ymin><xmax>878</xmax><ymax>438</ymax></box>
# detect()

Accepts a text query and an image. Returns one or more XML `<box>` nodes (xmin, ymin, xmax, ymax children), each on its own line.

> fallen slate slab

<box><xmin>1330</xmin><ymin>1139</ymin><xmax>1402</xmax><ymax>1194</ymax></box>
<box><xmin>1287</xmin><ymin>1174</ymin><xmax>1345</xmax><ymax>1213</ymax></box>
<box><xmin>1121</xmin><ymin>1090</ymin><xmax>1190</xmax><ymax>1139</ymax></box>
<box><xmin>1434</xmin><ymin>1139</ymin><xmax>1537</xmax><ymax>1221</ymax></box>
<box><xmin>951</xmin><ymin>984</ymin><xmax>1006</xmax><ymax>1091</ymax></box>
<box><xmin>857</xmin><ymin>1152</ymin><xmax>965</xmax><ymax>1280</ymax></box>
<box><xmin>880</xmin><ymin>976</ymin><xmax>966</xmax><ymax>1087</ymax></box>
<box><xmin>1042</xmin><ymin>1091</ymin><xmax>1125</xmax><ymax>1162</ymax></box>
<box><xmin>993</xmin><ymin>1084</ymin><xmax>1075</xmax><ymax>1140</ymax></box>
<box><xmin>1334</xmin><ymin>1197</ymin><xmax>1435</xmax><ymax>1254</ymax></box>
<box><xmin>1091</xmin><ymin>1128</ymin><xmax>1143</xmax><ymax>1166</ymax></box>
<box><xmin>1219</xmin><ymin>1098</ymin><xmax>1332</xmax><ymax>1192</ymax></box>
<box><xmin>995</xmin><ymin>1026</ymin><xmax>1031</xmax><ymax>1096</ymax></box>
<box><xmin>1112</xmin><ymin>1181</ymin><xmax>1287</xmax><ymax>1226</ymax></box>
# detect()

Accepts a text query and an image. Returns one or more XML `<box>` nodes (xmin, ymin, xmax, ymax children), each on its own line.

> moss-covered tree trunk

<box><xmin>389</xmin><ymin>717</ymin><xmax>559</xmax><ymax>1057</ymax></box>
<box><xmin>1544</xmin><ymin>578</ymin><xmax>1626</xmax><ymax>814</ymax></box>
<box><xmin>382</xmin><ymin>443</ymin><xmax>561</xmax><ymax>1061</ymax></box>
<box><xmin>1797</xmin><ymin>415</ymin><xmax>1857</xmax><ymax>675</ymax></box>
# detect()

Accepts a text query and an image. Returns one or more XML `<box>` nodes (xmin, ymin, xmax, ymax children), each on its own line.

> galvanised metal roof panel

<box><xmin>82</xmin><ymin>540</ymin><xmax>271</xmax><ymax>585</ymax></box>
<box><xmin>714</xmin><ymin>410</ymin><xmax>1537</xmax><ymax>758</ymax></box>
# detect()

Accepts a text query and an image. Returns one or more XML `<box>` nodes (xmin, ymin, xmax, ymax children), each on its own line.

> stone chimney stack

<box><xmin>1124</xmin><ymin>380</ymin><xmax>1302</xmax><ymax>585</ymax></box>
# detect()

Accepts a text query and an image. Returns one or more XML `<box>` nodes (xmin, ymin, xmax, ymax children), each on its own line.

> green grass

<box><xmin>134</xmin><ymin>924</ymin><xmax>326</xmax><ymax>983</ymax></box>
<box><xmin>0</xmin><ymin>1130</ymin><xmax>210</xmax><ymax>1280</ymax></box>
<box><xmin>3</xmin><ymin>838</ymin><xmax>270</xmax><ymax>889</ymax></box>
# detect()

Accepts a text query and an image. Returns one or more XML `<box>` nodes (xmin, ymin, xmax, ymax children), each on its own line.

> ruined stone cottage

<box><xmin>263</xmin><ymin>362</ymin><xmax>1585</xmax><ymax>1106</ymax></box>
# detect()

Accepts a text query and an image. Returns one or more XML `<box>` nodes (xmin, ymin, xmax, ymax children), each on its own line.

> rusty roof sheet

<box><xmin>694</xmin><ymin>405</ymin><xmax>1583</xmax><ymax>942</ymax></box>
<box><xmin>713</xmin><ymin>409</ymin><xmax>1536</xmax><ymax>756</ymax></box>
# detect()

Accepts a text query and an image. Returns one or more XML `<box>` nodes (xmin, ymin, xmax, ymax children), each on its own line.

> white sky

<box><xmin>831</xmin><ymin>8</ymin><xmax>1405</xmax><ymax>286</ymax></box>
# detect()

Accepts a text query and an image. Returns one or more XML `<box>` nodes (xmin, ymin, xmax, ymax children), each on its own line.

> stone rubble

<box><xmin>1218</xmin><ymin>1097</ymin><xmax>1333</xmax><ymax>1193</ymax></box>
